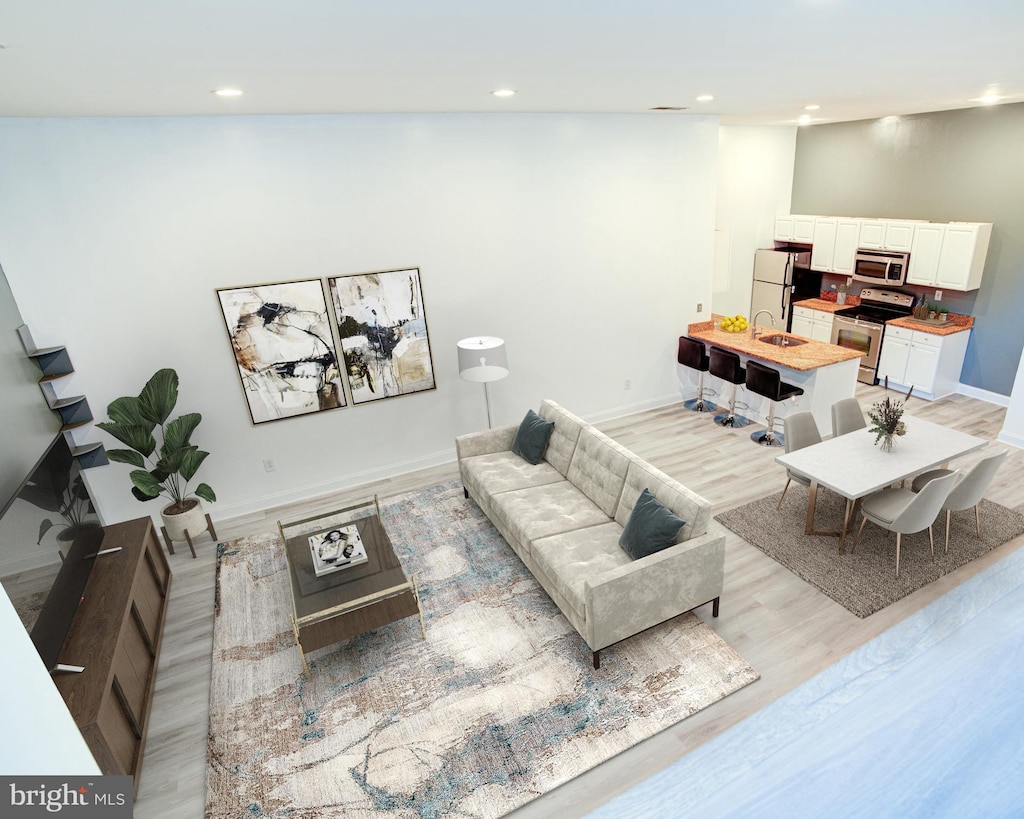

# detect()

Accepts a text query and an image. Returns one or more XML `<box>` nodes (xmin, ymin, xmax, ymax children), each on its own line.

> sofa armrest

<box><xmin>583</xmin><ymin>525</ymin><xmax>726</xmax><ymax>652</ymax></box>
<box><xmin>455</xmin><ymin>424</ymin><xmax>518</xmax><ymax>462</ymax></box>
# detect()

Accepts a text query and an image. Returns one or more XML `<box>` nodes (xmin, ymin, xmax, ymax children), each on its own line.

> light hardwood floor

<box><xmin>132</xmin><ymin>384</ymin><xmax>1024</xmax><ymax>818</ymax></box>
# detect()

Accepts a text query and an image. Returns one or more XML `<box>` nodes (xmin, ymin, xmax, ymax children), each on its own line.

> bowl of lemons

<box><xmin>719</xmin><ymin>314</ymin><xmax>749</xmax><ymax>333</ymax></box>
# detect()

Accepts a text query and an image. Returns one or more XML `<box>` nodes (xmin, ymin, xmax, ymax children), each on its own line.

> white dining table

<box><xmin>775</xmin><ymin>414</ymin><xmax>988</xmax><ymax>553</ymax></box>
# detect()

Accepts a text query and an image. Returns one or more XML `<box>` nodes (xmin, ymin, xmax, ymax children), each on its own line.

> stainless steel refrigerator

<box><xmin>749</xmin><ymin>248</ymin><xmax>821</xmax><ymax>331</ymax></box>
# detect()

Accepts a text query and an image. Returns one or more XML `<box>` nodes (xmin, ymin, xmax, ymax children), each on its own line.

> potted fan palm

<box><xmin>97</xmin><ymin>368</ymin><xmax>216</xmax><ymax>540</ymax></box>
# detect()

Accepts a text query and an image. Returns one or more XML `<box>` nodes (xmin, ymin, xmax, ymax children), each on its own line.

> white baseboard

<box><xmin>213</xmin><ymin>447</ymin><xmax>457</xmax><ymax>525</ymax></box>
<box><xmin>584</xmin><ymin>393</ymin><xmax>680</xmax><ymax>425</ymax></box>
<box><xmin>997</xmin><ymin>430</ymin><xmax>1024</xmax><ymax>450</ymax></box>
<box><xmin>958</xmin><ymin>382</ymin><xmax>1011</xmax><ymax>407</ymax></box>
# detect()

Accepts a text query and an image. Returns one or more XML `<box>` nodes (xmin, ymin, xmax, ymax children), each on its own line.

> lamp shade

<box><xmin>457</xmin><ymin>337</ymin><xmax>509</xmax><ymax>383</ymax></box>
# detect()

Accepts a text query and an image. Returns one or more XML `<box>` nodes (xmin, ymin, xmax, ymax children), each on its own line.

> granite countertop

<box><xmin>794</xmin><ymin>296</ymin><xmax>859</xmax><ymax>314</ymax></box>
<box><xmin>886</xmin><ymin>314</ymin><xmax>974</xmax><ymax>335</ymax></box>
<box><xmin>795</xmin><ymin>296</ymin><xmax>974</xmax><ymax>336</ymax></box>
<box><xmin>687</xmin><ymin>321</ymin><xmax>863</xmax><ymax>372</ymax></box>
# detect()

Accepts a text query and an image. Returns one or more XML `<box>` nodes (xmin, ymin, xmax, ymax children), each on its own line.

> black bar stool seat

<box><xmin>745</xmin><ymin>359</ymin><xmax>804</xmax><ymax>446</ymax></box>
<box><xmin>708</xmin><ymin>346</ymin><xmax>749</xmax><ymax>428</ymax></box>
<box><xmin>677</xmin><ymin>336</ymin><xmax>717</xmax><ymax>413</ymax></box>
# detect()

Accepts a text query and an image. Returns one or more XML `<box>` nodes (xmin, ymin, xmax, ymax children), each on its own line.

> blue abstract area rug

<box><xmin>205</xmin><ymin>480</ymin><xmax>758</xmax><ymax>818</ymax></box>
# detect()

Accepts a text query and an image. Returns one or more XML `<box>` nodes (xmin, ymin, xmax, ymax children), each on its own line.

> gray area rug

<box><xmin>206</xmin><ymin>480</ymin><xmax>758</xmax><ymax>818</ymax></box>
<box><xmin>716</xmin><ymin>488</ymin><xmax>1024</xmax><ymax>618</ymax></box>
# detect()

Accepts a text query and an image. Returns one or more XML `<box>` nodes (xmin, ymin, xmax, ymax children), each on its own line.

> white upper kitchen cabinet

<box><xmin>860</xmin><ymin>219</ymin><xmax>917</xmax><ymax>251</ymax></box>
<box><xmin>936</xmin><ymin>223</ymin><xmax>992</xmax><ymax>291</ymax></box>
<box><xmin>906</xmin><ymin>222</ymin><xmax>946</xmax><ymax>286</ymax></box>
<box><xmin>906</xmin><ymin>222</ymin><xmax>992</xmax><ymax>290</ymax></box>
<box><xmin>810</xmin><ymin>217</ymin><xmax>861</xmax><ymax>274</ymax></box>
<box><xmin>810</xmin><ymin>219</ymin><xmax>837</xmax><ymax>271</ymax></box>
<box><xmin>774</xmin><ymin>215</ymin><xmax>817</xmax><ymax>244</ymax></box>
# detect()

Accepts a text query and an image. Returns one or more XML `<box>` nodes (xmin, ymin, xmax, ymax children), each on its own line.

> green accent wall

<box><xmin>791</xmin><ymin>102</ymin><xmax>1024</xmax><ymax>397</ymax></box>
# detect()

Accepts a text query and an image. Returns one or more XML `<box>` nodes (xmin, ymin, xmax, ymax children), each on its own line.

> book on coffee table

<box><xmin>308</xmin><ymin>524</ymin><xmax>368</xmax><ymax>577</ymax></box>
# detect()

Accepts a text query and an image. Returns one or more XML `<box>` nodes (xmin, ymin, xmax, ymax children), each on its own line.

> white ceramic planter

<box><xmin>161</xmin><ymin>499</ymin><xmax>207</xmax><ymax>542</ymax></box>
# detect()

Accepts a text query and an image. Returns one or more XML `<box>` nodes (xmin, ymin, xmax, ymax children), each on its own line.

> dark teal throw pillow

<box><xmin>511</xmin><ymin>409</ymin><xmax>555</xmax><ymax>465</ymax></box>
<box><xmin>619</xmin><ymin>488</ymin><xmax>686</xmax><ymax>560</ymax></box>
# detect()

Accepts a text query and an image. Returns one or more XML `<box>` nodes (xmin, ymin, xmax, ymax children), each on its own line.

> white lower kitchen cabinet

<box><xmin>791</xmin><ymin>305</ymin><xmax>834</xmax><ymax>343</ymax></box>
<box><xmin>876</xmin><ymin>324</ymin><xmax>971</xmax><ymax>400</ymax></box>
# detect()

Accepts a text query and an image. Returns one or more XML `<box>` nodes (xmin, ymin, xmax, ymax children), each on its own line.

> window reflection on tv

<box><xmin>0</xmin><ymin>434</ymin><xmax>103</xmax><ymax>671</ymax></box>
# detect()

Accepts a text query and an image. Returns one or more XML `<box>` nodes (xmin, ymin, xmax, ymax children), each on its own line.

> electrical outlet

<box><xmin>263</xmin><ymin>458</ymin><xmax>276</xmax><ymax>472</ymax></box>
<box><xmin>624</xmin><ymin>378</ymin><xmax>632</xmax><ymax>391</ymax></box>
<box><xmin>696</xmin><ymin>302</ymin><xmax>703</xmax><ymax>313</ymax></box>
<box><xmin>935</xmin><ymin>290</ymin><xmax>943</xmax><ymax>301</ymax></box>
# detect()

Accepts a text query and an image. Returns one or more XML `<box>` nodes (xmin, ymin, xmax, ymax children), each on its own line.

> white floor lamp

<box><xmin>457</xmin><ymin>337</ymin><xmax>509</xmax><ymax>428</ymax></box>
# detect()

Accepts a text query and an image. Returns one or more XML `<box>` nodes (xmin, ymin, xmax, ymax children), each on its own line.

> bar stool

<box><xmin>709</xmin><ymin>346</ymin><xmax>749</xmax><ymax>428</ymax></box>
<box><xmin>676</xmin><ymin>336</ymin><xmax>717</xmax><ymax>413</ymax></box>
<box><xmin>744</xmin><ymin>360</ymin><xmax>804</xmax><ymax>446</ymax></box>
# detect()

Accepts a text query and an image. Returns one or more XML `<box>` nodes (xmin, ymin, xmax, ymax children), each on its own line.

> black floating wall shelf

<box><xmin>17</xmin><ymin>324</ymin><xmax>108</xmax><ymax>470</ymax></box>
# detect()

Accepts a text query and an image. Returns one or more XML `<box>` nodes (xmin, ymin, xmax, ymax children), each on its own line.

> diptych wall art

<box><xmin>327</xmin><ymin>268</ymin><xmax>436</xmax><ymax>404</ymax></box>
<box><xmin>217</xmin><ymin>280</ymin><xmax>346</xmax><ymax>424</ymax></box>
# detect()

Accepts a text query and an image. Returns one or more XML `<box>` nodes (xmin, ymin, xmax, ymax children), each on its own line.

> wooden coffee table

<box><xmin>278</xmin><ymin>496</ymin><xmax>424</xmax><ymax>676</ymax></box>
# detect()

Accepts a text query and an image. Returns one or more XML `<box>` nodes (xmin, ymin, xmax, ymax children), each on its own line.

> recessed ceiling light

<box><xmin>972</xmin><ymin>93</ymin><xmax>1005</xmax><ymax>105</ymax></box>
<box><xmin>696</xmin><ymin>94</ymin><xmax>714</xmax><ymax>102</ymax></box>
<box><xmin>212</xmin><ymin>88</ymin><xmax>244</xmax><ymax>97</ymax></box>
<box><xmin>491</xmin><ymin>89</ymin><xmax>517</xmax><ymax>98</ymax></box>
<box><xmin>804</xmin><ymin>104</ymin><xmax>820</xmax><ymax>111</ymax></box>
<box><xmin>798</xmin><ymin>114</ymin><xmax>813</xmax><ymax>126</ymax></box>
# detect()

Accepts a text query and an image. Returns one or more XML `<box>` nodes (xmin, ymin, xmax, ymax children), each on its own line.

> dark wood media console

<box><xmin>53</xmin><ymin>517</ymin><xmax>171</xmax><ymax>797</ymax></box>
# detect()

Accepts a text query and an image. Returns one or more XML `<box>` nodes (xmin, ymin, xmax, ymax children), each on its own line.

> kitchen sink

<box><xmin>757</xmin><ymin>334</ymin><xmax>807</xmax><ymax>348</ymax></box>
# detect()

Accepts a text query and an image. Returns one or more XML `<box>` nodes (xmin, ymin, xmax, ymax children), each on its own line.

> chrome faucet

<box><xmin>751</xmin><ymin>310</ymin><xmax>776</xmax><ymax>339</ymax></box>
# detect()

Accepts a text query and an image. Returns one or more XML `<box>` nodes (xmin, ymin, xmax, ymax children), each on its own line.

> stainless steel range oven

<box><xmin>830</xmin><ymin>289</ymin><xmax>914</xmax><ymax>384</ymax></box>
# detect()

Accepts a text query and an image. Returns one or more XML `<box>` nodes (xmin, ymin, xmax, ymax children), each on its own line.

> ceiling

<box><xmin>2</xmin><ymin>1</ymin><xmax>1023</xmax><ymax>125</ymax></box>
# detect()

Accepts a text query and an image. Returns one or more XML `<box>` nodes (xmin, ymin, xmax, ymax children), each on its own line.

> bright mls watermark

<box><xmin>2</xmin><ymin>776</ymin><xmax>132</xmax><ymax>817</ymax></box>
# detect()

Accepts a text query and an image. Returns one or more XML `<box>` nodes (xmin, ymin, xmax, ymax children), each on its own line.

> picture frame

<box><xmin>217</xmin><ymin>279</ymin><xmax>346</xmax><ymax>424</ymax></box>
<box><xmin>327</xmin><ymin>268</ymin><xmax>436</xmax><ymax>404</ymax></box>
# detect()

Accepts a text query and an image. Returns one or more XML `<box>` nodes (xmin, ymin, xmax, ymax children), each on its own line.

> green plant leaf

<box><xmin>37</xmin><ymin>519</ymin><xmax>55</xmax><ymax>544</ymax></box>
<box><xmin>96</xmin><ymin>422</ymin><xmax>157</xmax><ymax>458</ymax></box>
<box><xmin>129</xmin><ymin>469</ymin><xmax>163</xmax><ymax>500</ymax></box>
<box><xmin>105</xmin><ymin>395</ymin><xmax>151</xmax><ymax>428</ymax></box>
<box><xmin>105</xmin><ymin>448</ymin><xmax>146</xmax><ymax>468</ymax></box>
<box><xmin>179</xmin><ymin>448</ymin><xmax>209</xmax><ymax>482</ymax></box>
<box><xmin>139</xmin><ymin>368</ymin><xmax>179</xmax><ymax>426</ymax></box>
<box><xmin>195</xmin><ymin>483</ymin><xmax>216</xmax><ymax>503</ymax></box>
<box><xmin>163</xmin><ymin>412</ymin><xmax>201</xmax><ymax>455</ymax></box>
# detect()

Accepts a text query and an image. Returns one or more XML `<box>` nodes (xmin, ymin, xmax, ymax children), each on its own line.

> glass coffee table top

<box><xmin>277</xmin><ymin>496</ymin><xmax>423</xmax><ymax>675</ymax></box>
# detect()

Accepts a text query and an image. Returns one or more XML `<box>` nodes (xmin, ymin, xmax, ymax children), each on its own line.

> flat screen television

<box><xmin>0</xmin><ymin>433</ymin><xmax>104</xmax><ymax>671</ymax></box>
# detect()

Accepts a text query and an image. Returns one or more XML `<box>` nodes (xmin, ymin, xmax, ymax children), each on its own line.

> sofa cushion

<box><xmin>489</xmin><ymin>481</ymin><xmax>609</xmax><ymax>559</ymax></box>
<box><xmin>461</xmin><ymin>452</ymin><xmax>564</xmax><ymax>500</ymax></box>
<box><xmin>511</xmin><ymin>409</ymin><xmax>555</xmax><ymax>465</ymax></box>
<box><xmin>619</xmin><ymin>488</ymin><xmax>686</xmax><ymax>560</ymax></box>
<box><xmin>566</xmin><ymin>427</ymin><xmax>632</xmax><ymax>518</ymax></box>
<box><xmin>537</xmin><ymin>400</ymin><xmax>586</xmax><ymax>477</ymax></box>
<box><xmin>615</xmin><ymin>459</ymin><xmax>711</xmax><ymax>543</ymax></box>
<box><xmin>531</xmin><ymin>523</ymin><xmax>632</xmax><ymax>623</ymax></box>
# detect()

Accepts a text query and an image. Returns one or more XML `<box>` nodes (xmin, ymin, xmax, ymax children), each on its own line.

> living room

<box><xmin>3</xmin><ymin>3</ymin><xmax>1024</xmax><ymax>816</ymax></box>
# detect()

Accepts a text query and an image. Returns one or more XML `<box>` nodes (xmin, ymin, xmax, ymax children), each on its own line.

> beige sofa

<box><xmin>455</xmin><ymin>399</ymin><xmax>725</xmax><ymax>668</ymax></box>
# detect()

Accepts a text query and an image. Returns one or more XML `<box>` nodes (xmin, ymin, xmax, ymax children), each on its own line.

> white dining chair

<box><xmin>831</xmin><ymin>397</ymin><xmax>866</xmax><ymax>438</ymax></box>
<box><xmin>777</xmin><ymin>411</ymin><xmax>822</xmax><ymax>509</ymax></box>
<box><xmin>852</xmin><ymin>470</ymin><xmax>963</xmax><ymax>578</ymax></box>
<box><xmin>910</xmin><ymin>450</ymin><xmax>1009</xmax><ymax>554</ymax></box>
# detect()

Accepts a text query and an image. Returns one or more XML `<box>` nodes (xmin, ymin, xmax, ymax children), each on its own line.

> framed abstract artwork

<box><xmin>217</xmin><ymin>279</ymin><xmax>346</xmax><ymax>424</ymax></box>
<box><xmin>327</xmin><ymin>268</ymin><xmax>436</xmax><ymax>404</ymax></box>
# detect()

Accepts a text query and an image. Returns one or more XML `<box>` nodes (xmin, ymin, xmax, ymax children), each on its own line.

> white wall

<box><xmin>0</xmin><ymin>113</ymin><xmax>720</xmax><ymax>526</ymax></box>
<box><xmin>713</xmin><ymin>125</ymin><xmax>797</xmax><ymax>317</ymax></box>
<box><xmin>999</xmin><ymin>349</ymin><xmax>1024</xmax><ymax>449</ymax></box>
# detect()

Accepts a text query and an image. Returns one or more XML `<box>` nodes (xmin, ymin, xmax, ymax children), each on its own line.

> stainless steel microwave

<box><xmin>852</xmin><ymin>249</ymin><xmax>910</xmax><ymax>285</ymax></box>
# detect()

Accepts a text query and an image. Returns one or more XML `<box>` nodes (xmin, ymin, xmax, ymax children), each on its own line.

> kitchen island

<box><xmin>685</xmin><ymin>320</ymin><xmax>862</xmax><ymax>435</ymax></box>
